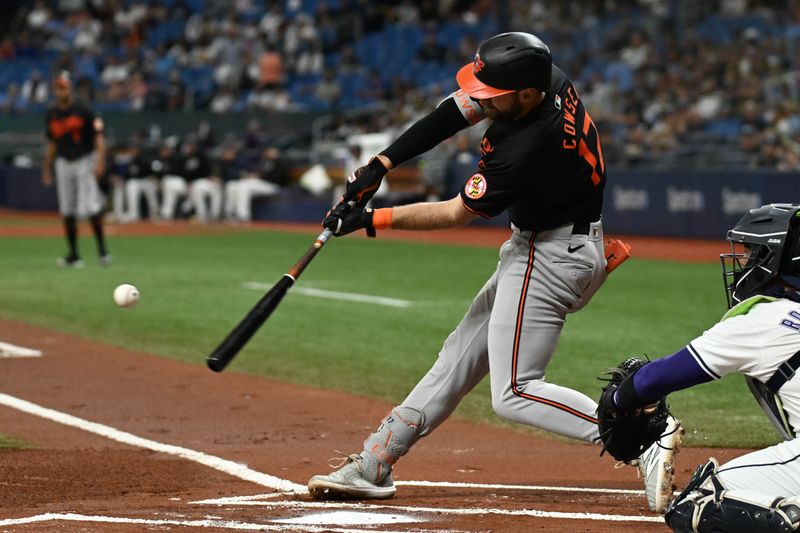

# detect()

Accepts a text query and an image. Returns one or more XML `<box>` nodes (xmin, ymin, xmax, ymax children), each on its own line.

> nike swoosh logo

<box><xmin>567</xmin><ymin>244</ymin><xmax>585</xmax><ymax>253</ymax></box>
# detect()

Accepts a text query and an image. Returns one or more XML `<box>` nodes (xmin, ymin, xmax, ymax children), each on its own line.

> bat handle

<box><xmin>288</xmin><ymin>228</ymin><xmax>333</xmax><ymax>280</ymax></box>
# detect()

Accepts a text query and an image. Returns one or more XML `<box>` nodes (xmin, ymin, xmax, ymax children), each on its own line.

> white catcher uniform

<box><xmin>688</xmin><ymin>295</ymin><xmax>800</xmax><ymax>498</ymax></box>
<box><xmin>622</xmin><ymin>204</ymin><xmax>800</xmax><ymax>532</ymax></box>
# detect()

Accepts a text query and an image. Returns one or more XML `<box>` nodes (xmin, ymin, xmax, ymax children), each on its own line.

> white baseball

<box><xmin>113</xmin><ymin>284</ymin><xmax>140</xmax><ymax>308</ymax></box>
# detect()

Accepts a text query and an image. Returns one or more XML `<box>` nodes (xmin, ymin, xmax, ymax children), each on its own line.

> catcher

<box><xmin>599</xmin><ymin>204</ymin><xmax>800</xmax><ymax>532</ymax></box>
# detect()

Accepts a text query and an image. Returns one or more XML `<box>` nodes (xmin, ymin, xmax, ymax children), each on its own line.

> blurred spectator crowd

<box><xmin>101</xmin><ymin>119</ymin><xmax>294</xmax><ymax>223</ymax></box>
<box><xmin>521</xmin><ymin>0</ymin><xmax>800</xmax><ymax>171</ymax></box>
<box><xmin>1</xmin><ymin>0</ymin><xmax>800</xmax><ymax>171</ymax></box>
<box><xmin>0</xmin><ymin>0</ymin><xmax>489</xmax><ymax>113</ymax></box>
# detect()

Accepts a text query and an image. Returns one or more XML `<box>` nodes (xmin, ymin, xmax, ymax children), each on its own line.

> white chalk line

<box><xmin>274</xmin><ymin>510</ymin><xmax>423</xmax><ymax>525</ymax></box>
<box><xmin>0</xmin><ymin>393</ymin><xmax>305</xmax><ymax>493</ymax></box>
<box><xmin>397</xmin><ymin>479</ymin><xmax>644</xmax><ymax>495</ymax></box>
<box><xmin>193</xmin><ymin>500</ymin><xmax>663</xmax><ymax>523</ymax></box>
<box><xmin>0</xmin><ymin>393</ymin><xmax>658</xmax><ymax>526</ymax></box>
<box><xmin>195</xmin><ymin>480</ymin><xmax>643</xmax><ymax>506</ymax></box>
<box><xmin>0</xmin><ymin>340</ymin><xmax>42</xmax><ymax>358</ymax></box>
<box><xmin>243</xmin><ymin>281</ymin><xmax>413</xmax><ymax>308</ymax></box>
<box><xmin>0</xmin><ymin>513</ymin><xmax>411</xmax><ymax>532</ymax></box>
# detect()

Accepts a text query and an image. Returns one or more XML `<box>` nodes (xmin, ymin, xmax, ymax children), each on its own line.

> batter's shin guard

<box><xmin>361</xmin><ymin>407</ymin><xmax>424</xmax><ymax>483</ymax></box>
<box><xmin>666</xmin><ymin>459</ymin><xmax>800</xmax><ymax>532</ymax></box>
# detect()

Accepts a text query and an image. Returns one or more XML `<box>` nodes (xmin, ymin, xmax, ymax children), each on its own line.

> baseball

<box><xmin>113</xmin><ymin>284</ymin><xmax>140</xmax><ymax>308</ymax></box>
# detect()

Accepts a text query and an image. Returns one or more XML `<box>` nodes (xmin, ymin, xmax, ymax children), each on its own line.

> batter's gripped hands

<box><xmin>323</xmin><ymin>202</ymin><xmax>376</xmax><ymax>237</ymax></box>
<box><xmin>343</xmin><ymin>156</ymin><xmax>389</xmax><ymax>207</ymax></box>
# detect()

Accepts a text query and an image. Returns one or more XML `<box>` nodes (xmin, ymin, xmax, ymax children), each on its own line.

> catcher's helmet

<box><xmin>721</xmin><ymin>203</ymin><xmax>800</xmax><ymax>308</ymax></box>
<box><xmin>456</xmin><ymin>32</ymin><xmax>552</xmax><ymax>99</ymax></box>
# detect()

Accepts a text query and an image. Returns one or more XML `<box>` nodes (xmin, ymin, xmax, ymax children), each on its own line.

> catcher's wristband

<box><xmin>373</xmin><ymin>208</ymin><xmax>393</xmax><ymax>229</ymax></box>
<box><xmin>614</xmin><ymin>374</ymin><xmax>645</xmax><ymax>412</ymax></box>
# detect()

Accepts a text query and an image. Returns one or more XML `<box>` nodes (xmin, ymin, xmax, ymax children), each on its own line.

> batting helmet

<box><xmin>456</xmin><ymin>32</ymin><xmax>552</xmax><ymax>99</ymax></box>
<box><xmin>721</xmin><ymin>203</ymin><xmax>800</xmax><ymax>307</ymax></box>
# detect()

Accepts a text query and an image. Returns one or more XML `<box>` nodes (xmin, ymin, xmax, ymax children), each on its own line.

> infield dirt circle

<box><xmin>0</xmin><ymin>217</ymin><xmax>747</xmax><ymax>532</ymax></box>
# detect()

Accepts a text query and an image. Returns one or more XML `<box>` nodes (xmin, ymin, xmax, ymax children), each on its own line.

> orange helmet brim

<box><xmin>456</xmin><ymin>63</ymin><xmax>516</xmax><ymax>99</ymax></box>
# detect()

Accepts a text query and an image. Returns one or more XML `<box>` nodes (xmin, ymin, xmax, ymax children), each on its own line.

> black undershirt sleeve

<box><xmin>380</xmin><ymin>97</ymin><xmax>472</xmax><ymax>167</ymax></box>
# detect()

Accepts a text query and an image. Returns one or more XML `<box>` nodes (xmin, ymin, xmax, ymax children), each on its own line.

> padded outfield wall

<box><xmin>601</xmin><ymin>170</ymin><xmax>799</xmax><ymax>239</ymax></box>
<box><xmin>1</xmin><ymin>165</ymin><xmax>797</xmax><ymax>240</ymax></box>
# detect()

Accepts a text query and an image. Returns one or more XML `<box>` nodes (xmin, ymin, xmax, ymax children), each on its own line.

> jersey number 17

<box><xmin>577</xmin><ymin>111</ymin><xmax>604</xmax><ymax>186</ymax></box>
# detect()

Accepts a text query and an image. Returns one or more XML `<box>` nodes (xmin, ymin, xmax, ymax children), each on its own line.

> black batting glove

<box><xmin>344</xmin><ymin>157</ymin><xmax>388</xmax><ymax>208</ymax></box>
<box><xmin>323</xmin><ymin>203</ymin><xmax>376</xmax><ymax>237</ymax></box>
<box><xmin>322</xmin><ymin>201</ymin><xmax>350</xmax><ymax>233</ymax></box>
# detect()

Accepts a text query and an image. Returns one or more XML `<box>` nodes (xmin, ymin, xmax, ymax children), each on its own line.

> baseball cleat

<box><xmin>307</xmin><ymin>453</ymin><xmax>395</xmax><ymax>500</ymax></box>
<box><xmin>635</xmin><ymin>415</ymin><xmax>685</xmax><ymax>514</ymax></box>
<box><xmin>57</xmin><ymin>255</ymin><xmax>84</xmax><ymax>268</ymax></box>
<box><xmin>99</xmin><ymin>254</ymin><xmax>113</xmax><ymax>266</ymax></box>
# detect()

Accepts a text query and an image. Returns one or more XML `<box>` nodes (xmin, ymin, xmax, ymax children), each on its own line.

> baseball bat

<box><xmin>206</xmin><ymin>228</ymin><xmax>333</xmax><ymax>372</ymax></box>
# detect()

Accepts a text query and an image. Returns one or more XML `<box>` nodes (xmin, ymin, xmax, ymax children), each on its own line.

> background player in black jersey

<box><xmin>42</xmin><ymin>72</ymin><xmax>110</xmax><ymax>267</ymax></box>
<box><xmin>308</xmin><ymin>32</ymin><xmax>681</xmax><ymax>514</ymax></box>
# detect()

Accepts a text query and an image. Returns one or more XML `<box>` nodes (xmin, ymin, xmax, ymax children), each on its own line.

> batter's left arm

<box><xmin>380</xmin><ymin>94</ymin><xmax>483</xmax><ymax>167</ymax></box>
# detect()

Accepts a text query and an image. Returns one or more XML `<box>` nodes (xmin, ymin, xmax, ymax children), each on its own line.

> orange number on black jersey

<box><xmin>578</xmin><ymin>111</ymin><xmax>604</xmax><ymax>186</ymax></box>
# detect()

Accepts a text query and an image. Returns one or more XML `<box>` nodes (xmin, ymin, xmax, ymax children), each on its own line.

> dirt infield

<box><xmin>0</xmin><ymin>318</ymin><xmax>750</xmax><ymax>533</ymax></box>
<box><xmin>0</xmin><ymin>211</ymin><xmax>741</xmax><ymax>532</ymax></box>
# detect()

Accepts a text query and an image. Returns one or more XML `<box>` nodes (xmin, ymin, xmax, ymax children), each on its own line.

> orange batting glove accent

<box><xmin>373</xmin><ymin>208</ymin><xmax>393</xmax><ymax>229</ymax></box>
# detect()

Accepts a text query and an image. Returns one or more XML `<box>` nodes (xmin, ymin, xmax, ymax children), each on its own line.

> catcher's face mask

<box><xmin>720</xmin><ymin>203</ymin><xmax>800</xmax><ymax>308</ymax></box>
<box><xmin>720</xmin><ymin>242</ymin><xmax>774</xmax><ymax>308</ymax></box>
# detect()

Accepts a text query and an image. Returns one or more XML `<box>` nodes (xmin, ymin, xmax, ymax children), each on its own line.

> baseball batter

<box><xmin>309</xmin><ymin>32</ymin><xmax>680</xmax><ymax>513</ymax></box>
<box><xmin>43</xmin><ymin>72</ymin><xmax>110</xmax><ymax>267</ymax></box>
<box><xmin>605</xmin><ymin>204</ymin><xmax>800</xmax><ymax>532</ymax></box>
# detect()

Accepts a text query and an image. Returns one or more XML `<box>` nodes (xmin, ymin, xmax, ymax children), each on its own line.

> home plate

<box><xmin>272</xmin><ymin>510</ymin><xmax>423</xmax><ymax>525</ymax></box>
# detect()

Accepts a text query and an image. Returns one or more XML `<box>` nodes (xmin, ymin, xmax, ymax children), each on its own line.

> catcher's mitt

<box><xmin>596</xmin><ymin>357</ymin><xmax>672</xmax><ymax>463</ymax></box>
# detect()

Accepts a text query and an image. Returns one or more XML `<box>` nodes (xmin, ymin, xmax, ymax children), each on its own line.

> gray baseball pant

<box><xmin>401</xmin><ymin>221</ymin><xmax>607</xmax><ymax>445</ymax></box>
<box><xmin>55</xmin><ymin>154</ymin><xmax>103</xmax><ymax>218</ymax></box>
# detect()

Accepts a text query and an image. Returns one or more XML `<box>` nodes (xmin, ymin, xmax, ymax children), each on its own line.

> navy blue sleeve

<box><xmin>380</xmin><ymin>97</ymin><xmax>471</xmax><ymax>166</ymax></box>
<box><xmin>631</xmin><ymin>347</ymin><xmax>715</xmax><ymax>405</ymax></box>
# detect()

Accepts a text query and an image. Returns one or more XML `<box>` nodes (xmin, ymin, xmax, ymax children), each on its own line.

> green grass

<box><xmin>0</xmin><ymin>434</ymin><xmax>34</xmax><ymax>449</ymax></box>
<box><xmin>0</xmin><ymin>228</ymin><xmax>779</xmax><ymax>448</ymax></box>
